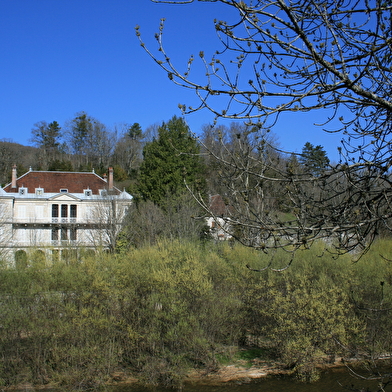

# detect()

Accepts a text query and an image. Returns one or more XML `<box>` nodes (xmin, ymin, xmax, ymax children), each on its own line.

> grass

<box><xmin>216</xmin><ymin>346</ymin><xmax>274</xmax><ymax>368</ymax></box>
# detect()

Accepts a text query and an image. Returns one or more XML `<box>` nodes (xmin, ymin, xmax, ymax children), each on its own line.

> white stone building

<box><xmin>206</xmin><ymin>194</ymin><xmax>233</xmax><ymax>241</ymax></box>
<box><xmin>0</xmin><ymin>166</ymin><xmax>132</xmax><ymax>264</ymax></box>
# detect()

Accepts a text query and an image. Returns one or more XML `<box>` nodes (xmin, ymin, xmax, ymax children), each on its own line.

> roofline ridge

<box><xmin>3</xmin><ymin>169</ymin><xmax>31</xmax><ymax>189</ymax></box>
<box><xmin>28</xmin><ymin>170</ymin><xmax>97</xmax><ymax>174</ymax></box>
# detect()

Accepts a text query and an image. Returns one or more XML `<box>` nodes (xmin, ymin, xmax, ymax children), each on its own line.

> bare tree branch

<box><xmin>141</xmin><ymin>0</ymin><xmax>392</xmax><ymax>258</ymax></box>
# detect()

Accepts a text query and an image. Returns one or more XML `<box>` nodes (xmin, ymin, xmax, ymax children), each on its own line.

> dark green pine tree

<box><xmin>137</xmin><ymin>116</ymin><xmax>205</xmax><ymax>207</ymax></box>
<box><xmin>128</xmin><ymin>122</ymin><xmax>143</xmax><ymax>140</ymax></box>
<box><xmin>299</xmin><ymin>142</ymin><xmax>330</xmax><ymax>176</ymax></box>
<box><xmin>68</xmin><ymin>112</ymin><xmax>93</xmax><ymax>157</ymax></box>
<box><xmin>31</xmin><ymin>121</ymin><xmax>62</xmax><ymax>153</ymax></box>
<box><xmin>30</xmin><ymin>120</ymin><xmax>63</xmax><ymax>166</ymax></box>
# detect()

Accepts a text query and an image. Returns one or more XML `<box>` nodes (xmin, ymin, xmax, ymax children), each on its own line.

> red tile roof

<box><xmin>209</xmin><ymin>194</ymin><xmax>232</xmax><ymax>216</ymax></box>
<box><xmin>3</xmin><ymin>171</ymin><xmax>118</xmax><ymax>195</ymax></box>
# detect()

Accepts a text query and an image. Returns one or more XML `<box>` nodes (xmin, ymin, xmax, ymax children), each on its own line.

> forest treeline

<box><xmin>0</xmin><ymin>111</ymin><xmax>329</xmax><ymax>191</ymax></box>
<box><xmin>1</xmin><ymin>239</ymin><xmax>391</xmax><ymax>389</ymax></box>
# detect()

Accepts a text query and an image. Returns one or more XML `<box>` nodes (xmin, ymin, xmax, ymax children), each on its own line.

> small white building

<box><xmin>206</xmin><ymin>194</ymin><xmax>233</xmax><ymax>241</ymax></box>
<box><xmin>0</xmin><ymin>166</ymin><xmax>132</xmax><ymax>264</ymax></box>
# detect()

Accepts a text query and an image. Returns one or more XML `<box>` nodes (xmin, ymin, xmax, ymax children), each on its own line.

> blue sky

<box><xmin>0</xmin><ymin>0</ymin><xmax>343</xmax><ymax>160</ymax></box>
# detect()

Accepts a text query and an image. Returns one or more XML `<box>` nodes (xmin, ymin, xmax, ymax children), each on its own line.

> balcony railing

<box><xmin>53</xmin><ymin>218</ymin><xmax>77</xmax><ymax>224</ymax></box>
<box><xmin>11</xmin><ymin>217</ymin><xmax>80</xmax><ymax>224</ymax></box>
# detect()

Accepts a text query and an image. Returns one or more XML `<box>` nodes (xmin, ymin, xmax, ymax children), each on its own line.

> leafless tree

<box><xmin>113</xmin><ymin>123</ymin><xmax>145</xmax><ymax>178</ymax></box>
<box><xmin>124</xmin><ymin>200</ymin><xmax>167</xmax><ymax>247</ymax></box>
<box><xmin>138</xmin><ymin>0</ymin><xmax>392</xmax><ymax>260</ymax></box>
<box><xmin>86</xmin><ymin>193</ymin><xmax>131</xmax><ymax>252</ymax></box>
<box><xmin>64</xmin><ymin>112</ymin><xmax>116</xmax><ymax>170</ymax></box>
<box><xmin>125</xmin><ymin>192</ymin><xmax>206</xmax><ymax>248</ymax></box>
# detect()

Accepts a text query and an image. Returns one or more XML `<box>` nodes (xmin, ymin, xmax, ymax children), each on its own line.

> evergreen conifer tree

<box><xmin>137</xmin><ymin>116</ymin><xmax>205</xmax><ymax>208</ymax></box>
<box><xmin>299</xmin><ymin>142</ymin><xmax>330</xmax><ymax>176</ymax></box>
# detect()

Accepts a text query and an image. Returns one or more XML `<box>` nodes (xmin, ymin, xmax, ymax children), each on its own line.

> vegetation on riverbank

<box><xmin>1</xmin><ymin>239</ymin><xmax>391</xmax><ymax>389</ymax></box>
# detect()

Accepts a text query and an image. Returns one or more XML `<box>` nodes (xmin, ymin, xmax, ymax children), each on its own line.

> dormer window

<box><xmin>19</xmin><ymin>187</ymin><xmax>27</xmax><ymax>195</ymax></box>
<box><xmin>60</xmin><ymin>189</ymin><xmax>68</xmax><ymax>193</ymax></box>
<box><xmin>35</xmin><ymin>188</ymin><xmax>44</xmax><ymax>196</ymax></box>
<box><xmin>84</xmin><ymin>189</ymin><xmax>92</xmax><ymax>197</ymax></box>
<box><xmin>99</xmin><ymin>189</ymin><xmax>108</xmax><ymax>196</ymax></box>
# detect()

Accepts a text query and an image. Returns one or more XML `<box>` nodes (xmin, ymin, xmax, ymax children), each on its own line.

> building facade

<box><xmin>206</xmin><ymin>194</ymin><xmax>233</xmax><ymax>241</ymax></box>
<box><xmin>0</xmin><ymin>166</ymin><xmax>132</xmax><ymax>264</ymax></box>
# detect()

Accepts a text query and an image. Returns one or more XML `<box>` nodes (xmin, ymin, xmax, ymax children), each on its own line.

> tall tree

<box><xmin>128</xmin><ymin>122</ymin><xmax>143</xmax><ymax>140</ymax></box>
<box><xmin>113</xmin><ymin>122</ymin><xmax>144</xmax><ymax>178</ymax></box>
<box><xmin>139</xmin><ymin>0</ymin><xmax>392</xmax><ymax>257</ymax></box>
<box><xmin>66</xmin><ymin>112</ymin><xmax>92</xmax><ymax>167</ymax></box>
<box><xmin>86</xmin><ymin>120</ymin><xmax>116</xmax><ymax>172</ymax></box>
<box><xmin>299</xmin><ymin>142</ymin><xmax>330</xmax><ymax>177</ymax></box>
<box><xmin>137</xmin><ymin>116</ymin><xmax>205</xmax><ymax>208</ymax></box>
<box><xmin>66</xmin><ymin>112</ymin><xmax>115</xmax><ymax>171</ymax></box>
<box><xmin>30</xmin><ymin>121</ymin><xmax>62</xmax><ymax>167</ymax></box>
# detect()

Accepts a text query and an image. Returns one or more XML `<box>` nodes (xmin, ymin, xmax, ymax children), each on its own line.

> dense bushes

<box><xmin>0</xmin><ymin>240</ymin><xmax>391</xmax><ymax>389</ymax></box>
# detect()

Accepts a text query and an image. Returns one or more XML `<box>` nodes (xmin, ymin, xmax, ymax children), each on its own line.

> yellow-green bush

<box><xmin>0</xmin><ymin>239</ymin><xmax>391</xmax><ymax>389</ymax></box>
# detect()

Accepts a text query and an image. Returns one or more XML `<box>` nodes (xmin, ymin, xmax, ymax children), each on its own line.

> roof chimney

<box><xmin>108</xmin><ymin>167</ymin><xmax>114</xmax><ymax>190</ymax></box>
<box><xmin>11</xmin><ymin>164</ymin><xmax>17</xmax><ymax>188</ymax></box>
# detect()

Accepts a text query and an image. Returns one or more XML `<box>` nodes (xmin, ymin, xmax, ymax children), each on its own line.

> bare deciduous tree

<box><xmin>86</xmin><ymin>193</ymin><xmax>131</xmax><ymax>253</ymax></box>
<box><xmin>139</xmin><ymin>0</ymin><xmax>392</xmax><ymax>260</ymax></box>
<box><xmin>65</xmin><ymin>112</ymin><xmax>116</xmax><ymax>171</ymax></box>
<box><xmin>113</xmin><ymin>123</ymin><xmax>144</xmax><ymax>178</ymax></box>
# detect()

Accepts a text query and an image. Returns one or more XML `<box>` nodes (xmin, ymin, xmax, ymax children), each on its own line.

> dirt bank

<box><xmin>8</xmin><ymin>359</ymin><xmax>346</xmax><ymax>390</ymax></box>
<box><xmin>184</xmin><ymin>363</ymin><xmax>284</xmax><ymax>385</ymax></box>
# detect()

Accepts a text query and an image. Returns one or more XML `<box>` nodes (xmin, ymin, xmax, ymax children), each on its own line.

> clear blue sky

<box><xmin>0</xmin><ymin>0</ymin><xmax>342</xmax><ymax>160</ymax></box>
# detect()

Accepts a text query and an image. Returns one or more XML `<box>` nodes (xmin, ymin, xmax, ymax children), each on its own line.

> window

<box><xmin>53</xmin><ymin>228</ymin><xmax>76</xmax><ymax>242</ymax></box>
<box><xmin>35</xmin><ymin>188</ymin><xmax>44</xmax><ymax>196</ymax></box>
<box><xmin>61</xmin><ymin>205</ymin><xmax>68</xmax><ymax>218</ymax></box>
<box><xmin>60</xmin><ymin>189</ymin><xmax>68</xmax><ymax>193</ymax></box>
<box><xmin>52</xmin><ymin>204</ymin><xmax>59</xmax><ymax>218</ymax></box>
<box><xmin>70</xmin><ymin>205</ymin><xmax>77</xmax><ymax>218</ymax></box>
<box><xmin>19</xmin><ymin>187</ymin><xmax>27</xmax><ymax>195</ymax></box>
<box><xmin>61</xmin><ymin>227</ymin><xmax>68</xmax><ymax>241</ymax></box>
<box><xmin>84</xmin><ymin>189</ymin><xmax>92</xmax><ymax>197</ymax></box>
<box><xmin>51</xmin><ymin>228</ymin><xmax>59</xmax><ymax>241</ymax></box>
<box><xmin>100</xmin><ymin>189</ymin><xmax>108</xmax><ymax>196</ymax></box>
<box><xmin>70</xmin><ymin>228</ymin><xmax>77</xmax><ymax>241</ymax></box>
